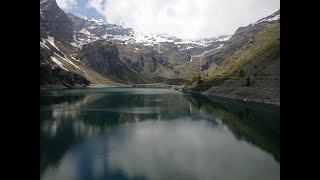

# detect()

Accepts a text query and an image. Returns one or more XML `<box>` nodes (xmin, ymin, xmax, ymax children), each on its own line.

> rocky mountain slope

<box><xmin>66</xmin><ymin>13</ymin><xmax>232</xmax><ymax>83</ymax></box>
<box><xmin>40</xmin><ymin>0</ymin><xmax>280</xmax><ymax>97</ymax></box>
<box><xmin>67</xmin><ymin>13</ymin><xmax>230</xmax><ymax>56</ymax></box>
<box><xmin>199</xmin><ymin>10</ymin><xmax>280</xmax><ymax>72</ymax></box>
<box><xmin>183</xmin><ymin>21</ymin><xmax>280</xmax><ymax>104</ymax></box>
<box><xmin>40</xmin><ymin>0</ymin><xmax>121</xmax><ymax>88</ymax></box>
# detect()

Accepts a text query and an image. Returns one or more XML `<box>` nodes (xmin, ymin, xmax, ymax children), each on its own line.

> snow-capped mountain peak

<box><xmin>252</xmin><ymin>10</ymin><xmax>280</xmax><ymax>25</ymax></box>
<box><xmin>67</xmin><ymin>13</ymin><xmax>231</xmax><ymax>56</ymax></box>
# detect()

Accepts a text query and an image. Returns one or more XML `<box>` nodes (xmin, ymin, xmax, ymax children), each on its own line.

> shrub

<box><xmin>238</xmin><ymin>69</ymin><xmax>245</xmax><ymax>77</ymax></box>
<box><xmin>191</xmin><ymin>74</ymin><xmax>202</xmax><ymax>85</ymax></box>
<box><xmin>246</xmin><ymin>76</ymin><xmax>250</xmax><ymax>87</ymax></box>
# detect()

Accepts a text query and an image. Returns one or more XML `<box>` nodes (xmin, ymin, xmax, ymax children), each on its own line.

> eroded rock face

<box><xmin>77</xmin><ymin>40</ymin><xmax>147</xmax><ymax>83</ymax></box>
<box><xmin>67</xmin><ymin>13</ymin><xmax>134</xmax><ymax>37</ymax></box>
<box><xmin>40</xmin><ymin>0</ymin><xmax>74</xmax><ymax>42</ymax></box>
<box><xmin>78</xmin><ymin>41</ymin><xmax>120</xmax><ymax>74</ymax></box>
<box><xmin>40</xmin><ymin>0</ymin><xmax>91</xmax><ymax>87</ymax></box>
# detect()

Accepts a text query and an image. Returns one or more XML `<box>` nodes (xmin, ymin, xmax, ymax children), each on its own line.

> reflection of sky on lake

<box><xmin>40</xmin><ymin>88</ymin><xmax>280</xmax><ymax>180</ymax></box>
<box><xmin>42</xmin><ymin>118</ymin><xmax>279</xmax><ymax>180</ymax></box>
<box><xmin>108</xmin><ymin>119</ymin><xmax>279</xmax><ymax>180</ymax></box>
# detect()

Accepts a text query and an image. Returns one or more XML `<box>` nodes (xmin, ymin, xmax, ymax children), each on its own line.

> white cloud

<box><xmin>87</xmin><ymin>0</ymin><xmax>107</xmax><ymax>15</ymax></box>
<box><xmin>88</xmin><ymin>0</ymin><xmax>279</xmax><ymax>40</ymax></box>
<box><xmin>107</xmin><ymin>119</ymin><xmax>280</xmax><ymax>180</ymax></box>
<box><xmin>56</xmin><ymin>0</ymin><xmax>78</xmax><ymax>10</ymax></box>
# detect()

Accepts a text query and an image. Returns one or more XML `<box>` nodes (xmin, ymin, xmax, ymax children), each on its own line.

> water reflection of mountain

<box><xmin>40</xmin><ymin>89</ymin><xmax>280</xmax><ymax>179</ymax></box>
<box><xmin>186</xmin><ymin>94</ymin><xmax>280</xmax><ymax>162</ymax></box>
<box><xmin>40</xmin><ymin>93</ymin><xmax>107</xmax><ymax>175</ymax></box>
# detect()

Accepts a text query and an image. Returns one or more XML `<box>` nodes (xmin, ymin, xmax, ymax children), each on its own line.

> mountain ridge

<box><xmin>40</xmin><ymin>0</ymin><xmax>280</xmax><ymax>103</ymax></box>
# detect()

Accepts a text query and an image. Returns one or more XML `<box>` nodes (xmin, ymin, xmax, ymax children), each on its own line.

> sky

<box><xmin>56</xmin><ymin>0</ymin><xmax>280</xmax><ymax>40</ymax></box>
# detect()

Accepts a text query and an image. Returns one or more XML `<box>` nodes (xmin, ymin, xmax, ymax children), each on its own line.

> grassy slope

<box><xmin>209</xmin><ymin>22</ymin><xmax>280</xmax><ymax>78</ymax></box>
<box><xmin>184</xmin><ymin>22</ymin><xmax>280</xmax><ymax>101</ymax></box>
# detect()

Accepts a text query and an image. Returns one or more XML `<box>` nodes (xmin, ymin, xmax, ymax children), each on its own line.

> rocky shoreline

<box><xmin>180</xmin><ymin>88</ymin><xmax>279</xmax><ymax>106</ymax></box>
<box><xmin>180</xmin><ymin>78</ymin><xmax>280</xmax><ymax>106</ymax></box>
<box><xmin>203</xmin><ymin>91</ymin><xmax>279</xmax><ymax>106</ymax></box>
<box><xmin>40</xmin><ymin>85</ymin><xmax>68</xmax><ymax>90</ymax></box>
<box><xmin>40</xmin><ymin>84</ymin><xmax>88</xmax><ymax>90</ymax></box>
<box><xmin>203</xmin><ymin>86</ymin><xmax>279</xmax><ymax>105</ymax></box>
<box><xmin>40</xmin><ymin>83</ymin><xmax>279</xmax><ymax>106</ymax></box>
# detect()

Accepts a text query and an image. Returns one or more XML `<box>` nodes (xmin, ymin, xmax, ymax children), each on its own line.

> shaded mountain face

<box><xmin>76</xmin><ymin>40</ymin><xmax>148</xmax><ymax>83</ymax></box>
<box><xmin>40</xmin><ymin>0</ymin><xmax>90</xmax><ymax>87</ymax></box>
<box><xmin>40</xmin><ymin>0</ymin><xmax>73</xmax><ymax>42</ymax></box>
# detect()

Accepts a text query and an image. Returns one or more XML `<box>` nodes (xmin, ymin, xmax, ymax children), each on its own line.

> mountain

<box><xmin>183</xmin><ymin>17</ymin><xmax>280</xmax><ymax>104</ymax></box>
<box><xmin>76</xmin><ymin>40</ymin><xmax>149</xmax><ymax>83</ymax></box>
<box><xmin>40</xmin><ymin>0</ymin><xmax>88</xmax><ymax>87</ymax></box>
<box><xmin>40</xmin><ymin>0</ymin><xmax>73</xmax><ymax>43</ymax></box>
<box><xmin>40</xmin><ymin>0</ymin><xmax>120</xmax><ymax>88</ymax></box>
<box><xmin>67</xmin><ymin>13</ymin><xmax>230</xmax><ymax>56</ymax></box>
<box><xmin>65</xmin><ymin>13</ymin><xmax>236</xmax><ymax>83</ymax></box>
<box><xmin>40</xmin><ymin>0</ymin><xmax>280</xmax><ymax>102</ymax></box>
<box><xmin>199</xmin><ymin>10</ymin><xmax>280</xmax><ymax>71</ymax></box>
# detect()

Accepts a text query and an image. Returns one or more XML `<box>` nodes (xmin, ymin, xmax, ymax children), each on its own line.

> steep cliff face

<box><xmin>40</xmin><ymin>0</ymin><xmax>74</xmax><ymax>42</ymax></box>
<box><xmin>40</xmin><ymin>0</ymin><xmax>91</xmax><ymax>87</ymax></box>
<box><xmin>40</xmin><ymin>0</ymin><xmax>123</xmax><ymax>87</ymax></box>
<box><xmin>77</xmin><ymin>40</ymin><xmax>148</xmax><ymax>83</ymax></box>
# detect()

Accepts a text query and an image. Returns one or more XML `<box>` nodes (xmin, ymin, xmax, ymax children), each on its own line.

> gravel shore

<box><xmin>182</xmin><ymin>77</ymin><xmax>280</xmax><ymax>106</ymax></box>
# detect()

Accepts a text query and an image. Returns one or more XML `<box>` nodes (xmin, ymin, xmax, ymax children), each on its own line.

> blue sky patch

<box><xmin>61</xmin><ymin>0</ymin><xmax>106</xmax><ymax>20</ymax></box>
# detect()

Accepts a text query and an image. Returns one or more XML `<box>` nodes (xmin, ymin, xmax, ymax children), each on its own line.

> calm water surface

<box><xmin>40</xmin><ymin>88</ymin><xmax>280</xmax><ymax>180</ymax></box>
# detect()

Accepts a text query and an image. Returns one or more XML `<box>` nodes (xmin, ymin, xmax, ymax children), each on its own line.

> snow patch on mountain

<box><xmin>71</xmin><ymin>56</ymin><xmax>80</xmax><ymax>62</ymax></box>
<box><xmin>41</xmin><ymin>36</ymin><xmax>85</xmax><ymax>72</ymax></box>
<box><xmin>80</xmin><ymin>28</ymin><xmax>91</xmax><ymax>35</ymax></box>
<box><xmin>54</xmin><ymin>53</ymin><xmax>83</xmax><ymax>72</ymax></box>
<box><xmin>132</xmin><ymin>31</ymin><xmax>175</xmax><ymax>45</ymax></box>
<box><xmin>40</xmin><ymin>9</ymin><xmax>44</xmax><ymax>18</ymax></box>
<box><xmin>88</xmin><ymin>18</ymin><xmax>105</xmax><ymax>25</ymax></box>
<box><xmin>216</xmin><ymin>44</ymin><xmax>224</xmax><ymax>49</ymax></box>
<box><xmin>51</xmin><ymin>56</ymin><xmax>69</xmax><ymax>71</ymax></box>
<box><xmin>71</xmin><ymin>35</ymin><xmax>83</xmax><ymax>48</ymax></box>
<box><xmin>40</xmin><ymin>38</ymin><xmax>50</xmax><ymax>49</ymax></box>
<box><xmin>257</xmin><ymin>14</ymin><xmax>280</xmax><ymax>23</ymax></box>
<box><xmin>40</xmin><ymin>0</ymin><xmax>49</xmax><ymax>4</ymax></box>
<box><xmin>47</xmin><ymin>36</ymin><xmax>59</xmax><ymax>50</ymax></box>
<box><xmin>70</xmin><ymin>42</ymin><xmax>80</xmax><ymax>48</ymax></box>
<box><xmin>218</xmin><ymin>36</ymin><xmax>231</xmax><ymax>41</ymax></box>
<box><xmin>252</xmin><ymin>10</ymin><xmax>280</xmax><ymax>25</ymax></box>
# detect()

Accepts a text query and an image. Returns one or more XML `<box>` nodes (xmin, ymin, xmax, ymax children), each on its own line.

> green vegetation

<box><xmin>192</xmin><ymin>74</ymin><xmax>202</xmax><ymax>84</ymax></box>
<box><xmin>187</xmin><ymin>22</ymin><xmax>280</xmax><ymax>92</ymax></box>
<box><xmin>212</xmin><ymin>23</ymin><xmax>280</xmax><ymax>79</ymax></box>
<box><xmin>238</xmin><ymin>69</ymin><xmax>245</xmax><ymax>77</ymax></box>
